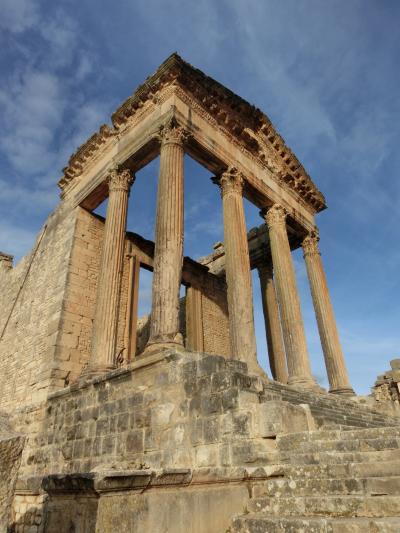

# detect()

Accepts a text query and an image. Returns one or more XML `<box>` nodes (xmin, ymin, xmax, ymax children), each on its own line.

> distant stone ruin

<box><xmin>1</xmin><ymin>54</ymin><xmax>399</xmax><ymax>532</ymax></box>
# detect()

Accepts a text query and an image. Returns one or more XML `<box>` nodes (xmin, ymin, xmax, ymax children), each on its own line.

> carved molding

<box><xmin>213</xmin><ymin>167</ymin><xmax>244</xmax><ymax>198</ymax></box>
<box><xmin>58</xmin><ymin>54</ymin><xmax>326</xmax><ymax>214</ymax></box>
<box><xmin>262</xmin><ymin>204</ymin><xmax>287</xmax><ymax>229</ymax></box>
<box><xmin>159</xmin><ymin>119</ymin><xmax>190</xmax><ymax>147</ymax></box>
<box><xmin>108</xmin><ymin>168</ymin><xmax>135</xmax><ymax>193</ymax></box>
<box><xmin>302</xmin><ymin>230</ymin><xmax>320</xmax><ymax>257</ymax></box>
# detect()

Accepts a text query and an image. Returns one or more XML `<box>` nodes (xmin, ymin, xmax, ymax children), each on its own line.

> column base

<box><xmin>288</xmin><ymin>375</ymin><xmax>324</xmax><ymax>392</ymax></box>
<box><xmin>244</xmin><ymin>359</ymin><xmax>269</xmax><ymax>379</ymax></box>
<box><xmin>329</xmin><ymin>386</ymin><xmax>356</xmax><ymax>397</ymax></box>
<box><xmin>143</xmin><ymin>335</ymin><xmax>185</xmax><ymax>357</ymax></box>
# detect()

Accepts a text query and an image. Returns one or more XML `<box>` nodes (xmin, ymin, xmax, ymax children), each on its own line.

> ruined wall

<box><xmin>54</xmin><ymin>208</ymin><xmax>130</xmax><ymax>383</ymax></box>
<box><xmin>0</xmin><ymin>203</ymin><xmax>77</xmax><ymax>410</ymax></box>
<box><xmin>0</xmin><ymin>205</ymin><xmax>132</xmax><ymax>410</ymax></box>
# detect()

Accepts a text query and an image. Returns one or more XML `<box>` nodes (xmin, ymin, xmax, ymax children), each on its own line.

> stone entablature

<box><xmin>58</xmin><ymin>54</ymin><xmax>325</xmax><ymax>217</ymax></box>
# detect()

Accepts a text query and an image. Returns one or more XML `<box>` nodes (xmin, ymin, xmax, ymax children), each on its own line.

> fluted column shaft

<box><xmin>303</xmin><ymin>231</ymin><xmax>354</xmax><ymax>395</ymax></box>
<box><xmin>263</xmin><ymin>204</ymin><xmax>316</xmax><ymax>388</ymax></box>
<box><xmin>148</xmin><ymin>124</ymin><xmax>186</xmax><ymax>345</ymax></box>
<box><xmin>88</xmin><ymin>169</ymin><xmax>134</xmax><ymax>374</ymax></box>
<box><xmin>257</xmin><ymin>263</ymin><xmax>288</xmax><ymax>383</ymax></box>
<box><xmin>216</xmin><ymin>168</ymin><xmax>259</xmax><ymax>373</ymax></box>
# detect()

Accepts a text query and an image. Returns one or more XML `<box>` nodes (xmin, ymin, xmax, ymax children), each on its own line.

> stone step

<box><xmin>278</xmin><ymin>427</ymin><xmax>400</xmax><ymax>450</ymax></box>
<box><xmin>283</xmin><ymin>460</ymin><xmax>400</xmax><ymax>480</ymax></box>
<box><xmin>279</xmin><ymin>436</ymin><xmax>400</xmax><ymax>454</ymax></box>
<box><xmin>247</xmin><ymin>495</ymin><xmax>400</xmax><ymax>518</ymax></box>
<box><xmin>231</xmin><ymin>514</ymin><xmax>400</xmax><ymax>532</ymax></box>
<box><xmin>255</xmin><ymin>476</ymin><xmax>400</xmax><ymax>498</ymax></box>
<box><xmin>282</xmin><ymin>448</ymin><xmax>400</xmax><ymax>466</ymax></box>
<box><xmin>313</xmin><ymin>414</ymin><xmax>397</xmax><ymax>429</ymax></box>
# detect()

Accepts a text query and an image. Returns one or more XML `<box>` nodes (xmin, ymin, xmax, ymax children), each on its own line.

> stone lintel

<box><xmin>41</xmin><ymin>467</ymin><xmax>283</xmax><ymax>496</ymax></box>
<box><xmin>61</xmin><ymin>54</ymin><xmax>325</xmax><ymax>216</ymax></box>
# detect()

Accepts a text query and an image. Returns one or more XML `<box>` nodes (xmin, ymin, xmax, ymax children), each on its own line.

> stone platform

<box><xmin>6</xmin><ymin>350</ymin><xmax>400</xmax><ymax>532</ymax></box>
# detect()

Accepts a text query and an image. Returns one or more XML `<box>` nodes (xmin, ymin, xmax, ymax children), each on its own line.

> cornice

<box><xmin>58</xmin><ymin>53</ymin><xmax>326</xmax><ymax>213</ymax></box>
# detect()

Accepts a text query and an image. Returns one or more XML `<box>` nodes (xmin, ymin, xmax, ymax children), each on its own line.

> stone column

<box><xmin>262</xmin><ymin>204</ymin><xmax>317</xmax><ymax>388</ymax></box>
<box><xmin>257</xmin><ymin>262</ymin><xmax>288</xmax><ymax>383</ymax></box>
<box><xmin>147</xmin><ymin>123</ymin><xmax>187</xmax><ymax>348</ymax></box>
<box><xmin>215</xmin><ymin>167</ymin><xmax>260</xmax><ymax>374</ymax></box>
<box><xmin>86</xmin><ymin>168</ymin><xmax>134</xmax><ymax>375</ymax></box>
<box><xmin>302</xmin><ymin>231</ymin><xmax>354</xmax><ymax>395</ymax></box>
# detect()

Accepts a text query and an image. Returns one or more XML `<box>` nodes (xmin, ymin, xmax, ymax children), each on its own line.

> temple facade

<box><xmin>1</xmin><ymin>55</ymin><xmax>399</xmax><ymax>532</ymax></box>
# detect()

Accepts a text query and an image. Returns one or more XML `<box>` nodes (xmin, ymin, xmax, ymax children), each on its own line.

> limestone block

<box><xmin>390</xmin><ymin>360</ymin><xmax>400</xmax><ymax>371</ymax></box>
<box><xmin>195</xmin><ymin>444</ymin><xmax>219</xmax><ymax>467</ymax></box>
<box><xmin>152</xmin><ymin>403</ymin><xmax>175</xmax><ymax>427</ymax></box>
<box><xmin>255</xmin><ymin>400</ymin><xmax>313</xmax><ymax>438</ymax></box>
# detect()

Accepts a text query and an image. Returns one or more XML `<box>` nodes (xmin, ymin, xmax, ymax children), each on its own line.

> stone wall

<box><xmin>55</xmin><ymin>208</ymin><xmax>130</xmax><ymax>382</ymax></box>
<box><xmin>372</xmin><ymin>359</ymin><xmax>400</xmax><ymax>410</ymax></box>
<box><xmin>0</xmin><ymin>417</ymin><xmax>25</xmax><ymax>531</ymax></box>
<box><xmin>201</xmin><ymin>286</ymin><xmax>229</xmax><ymax>356</ymax></box>
<box><xmin>12</xmin><ymin>352</ymin><xmax>286</xmax><ymax>482</ymax></box>
<box><xmin>0</xmin><ymin>203</ymin><xmax>77</xmax><ymax>410</ymax></box>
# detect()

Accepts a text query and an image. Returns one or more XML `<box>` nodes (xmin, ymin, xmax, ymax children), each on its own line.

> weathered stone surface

<box><xmin>1</xmin><ymin>54</ymin><xmax>400</xmax><ymax>533</ymax></box>
<box><xmin>0</xmin><ymin>418</ymin><xmax>25</xmax><ymax>531</ymax></box>
<box><xmin>254</xmin><ymin>401</ymin><xmax>312</xmax><ymax>438</ymax></box>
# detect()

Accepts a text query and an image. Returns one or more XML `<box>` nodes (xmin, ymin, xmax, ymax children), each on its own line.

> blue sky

<box><xmin>1</xmin><ymin>0</ymin><xmax>399</xmax><ymax>394</ymax></box>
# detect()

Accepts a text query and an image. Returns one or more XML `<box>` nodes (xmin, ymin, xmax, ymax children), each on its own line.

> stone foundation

<box><xmin>6</xmin><ymin>350</ymin><xmax>400</xmax><ymax>531</ymax></box>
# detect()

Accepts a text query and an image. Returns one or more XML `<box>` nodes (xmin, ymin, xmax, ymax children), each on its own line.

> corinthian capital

<box><xmin>261</xmin><ymin>204</ymin><xmax>287</xmax><ymax>229</ymax></box>
<box><xmin>159</xmin><ymin>120</ymin><xmax>190</xmax><ymax>147</ymax></box>
<box><xmin>302</xmin><ymin>230</ymin><xmax>320</xmax><ymax>257</ymax></box>
<box><xmin>108</xmin><ymin>168</ymin><xmax>135</xmax><ymax>193</ymax></box>
<box><xmin>213</xmin><ymin>167</ymin><xmax>244</xmax><ymax>198</ymax></box>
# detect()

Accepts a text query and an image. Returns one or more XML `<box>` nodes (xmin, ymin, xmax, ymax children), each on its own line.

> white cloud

<box><xmin>0</xmin><ymin>0</ymin><xmax>39</xmax><ymax>33</ymax></box>
<box><xmin>0</xmin><ymin>179</ymin><xmax>57</xmax><ymax>213</ymax></box>
<box><xmin>0</xmin><ymin>70</ymin><xmax>64</xmax><ymax>174</ymax></box>
<box><xmin>39</xmin><ymin>11</ymin><xmax>80</xmax><ymax>69</ymax></box>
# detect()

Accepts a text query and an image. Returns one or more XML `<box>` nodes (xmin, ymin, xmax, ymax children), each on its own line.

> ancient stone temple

<box><xmin>1</xmin><ymin>54</ymin><xmax>400</xmax><ymax>532</ymax></box>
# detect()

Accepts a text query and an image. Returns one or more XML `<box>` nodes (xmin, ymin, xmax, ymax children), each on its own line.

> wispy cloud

<box><xmin>0</xmin><ymin>0</ymin><xmax>39</xmax><ymax>33</ymax></box>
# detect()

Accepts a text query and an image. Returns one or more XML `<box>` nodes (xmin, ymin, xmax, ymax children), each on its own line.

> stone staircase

<box><xmin>231</xmin><ymin>426</ymin><xmax>400</xmax><ymax>532</ymax></box>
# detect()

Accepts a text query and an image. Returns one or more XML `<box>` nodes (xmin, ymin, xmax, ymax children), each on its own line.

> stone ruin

<box><xmin>0</xmin><ymin>54</ymin><xmax>400</xmax><ymax>532</ymax></box>
<box><xmin>372</xmin><ymin>359</ymin><xmax>400</xmax><ymax>412</ymax></box>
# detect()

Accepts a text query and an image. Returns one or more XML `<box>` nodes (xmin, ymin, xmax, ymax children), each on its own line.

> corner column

<box><xmin>147</xmin><ymin>123</ymin><xmax>187</xmax><ymax>348</ymax></box>
<box><xmin>257</xmin><ymin>262</ymin><xmax>288</xmax><ymax>383</ymax></box>
<box><xmin>86</xmin><ymin>168</ymin><xmax>134</xmax><ymax>375</ymax></box>
<box><xmin>262</xmin><ymin>204</ymin><xmax>317</xmax><ymax>388</ymax></box>
<box><xmin>215</xmin><ymin>168</ymin><xmax>260</xmax><ymax>374</ymax></box>
<box><xmin>302</xmin><ymin>231</ymin><xmax>354</xmax><ymax>395</ymax></box>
